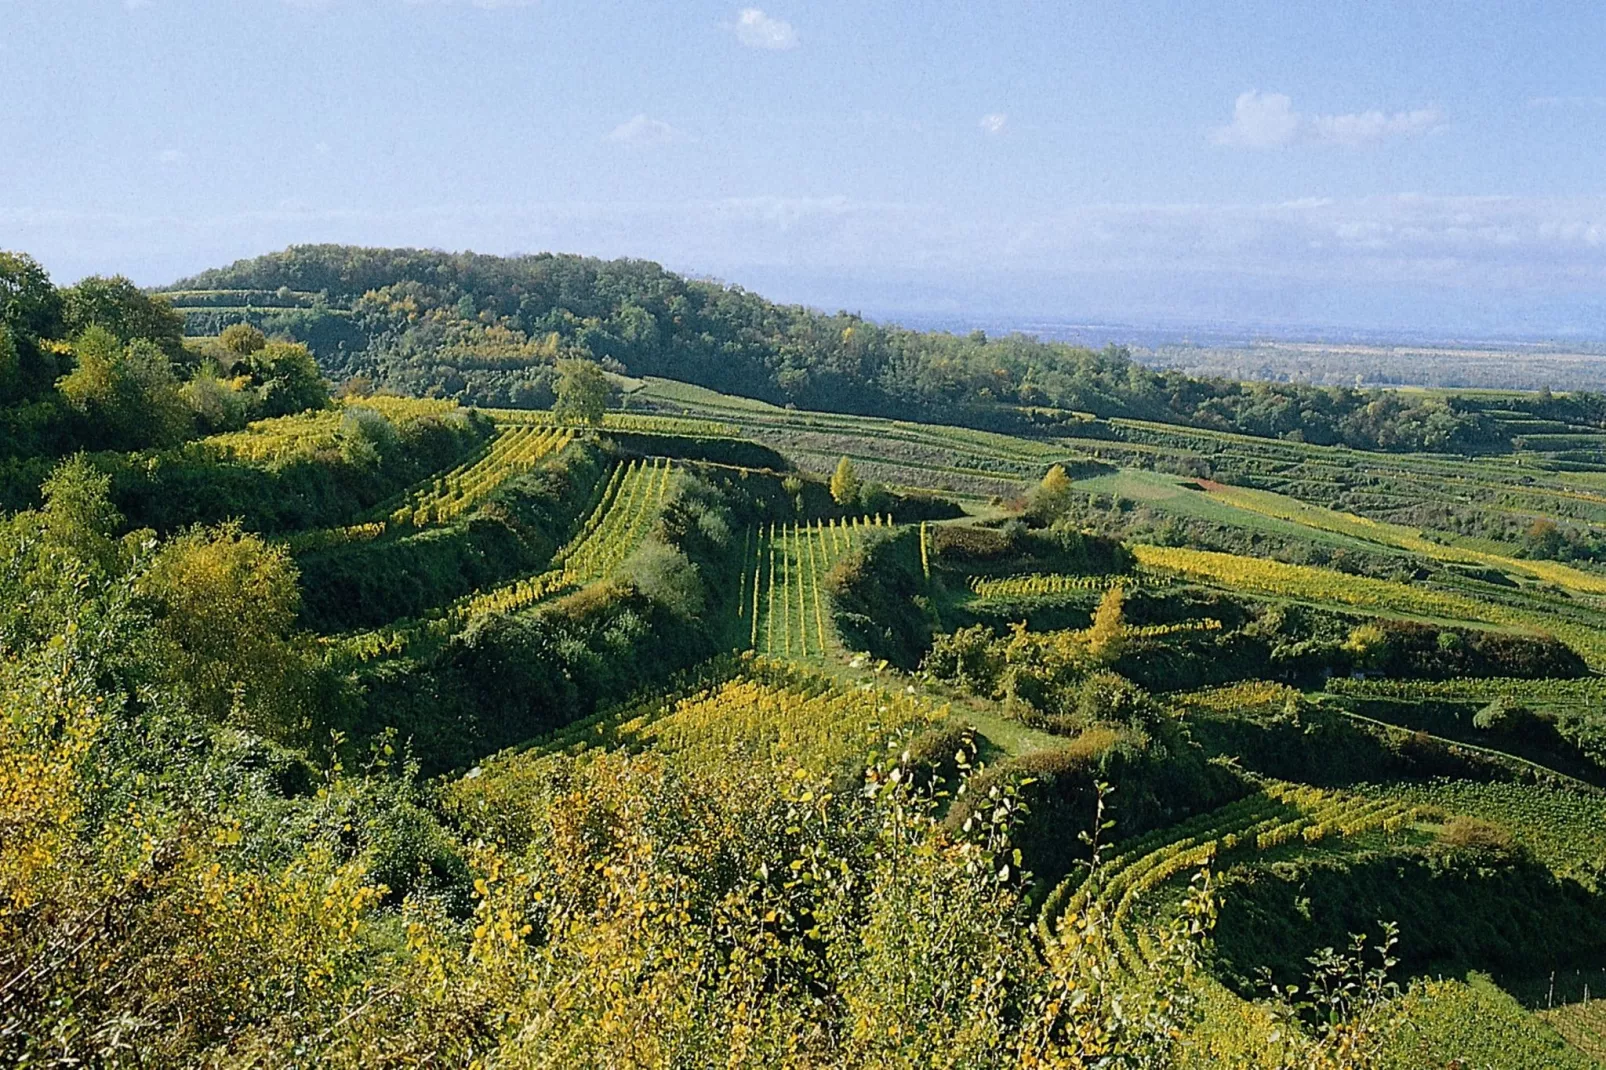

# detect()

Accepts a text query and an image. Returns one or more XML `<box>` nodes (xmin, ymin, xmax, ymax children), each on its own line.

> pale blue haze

<box><xmin>2</xmin><ymin>1</ymin><xmax>1604</xmax><ymax>334</ymax></box>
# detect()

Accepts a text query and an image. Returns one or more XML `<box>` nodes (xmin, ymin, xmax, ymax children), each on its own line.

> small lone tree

<box><xmin>553</xmin><ymin>359</ymin><xmax>610</xmax><ymax>425</ymax></box>
<box><xmin>830</xmin><ymin>455</ymin><xmax>862</xmax><ymax>506</ymax></box>
<box><xmin>219</xmin><ymin>323</ymin><xmax>267</xmax><ymax>357</ymax></box>
<box><xmin>1030</xmin><ymin>463</ymin><xmax>1075</xmax><ymax>520</ymax></box>
<box><xmin>1087</xmin><ymin>585</ymin><xmax>1127</xmax><ymax>665</ymax></box>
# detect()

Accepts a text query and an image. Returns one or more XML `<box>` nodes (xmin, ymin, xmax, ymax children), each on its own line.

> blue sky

<box><xmin>4</xmin><ymin>1</ymin><xmax>1605</xmax><ymax>335</ymax></box>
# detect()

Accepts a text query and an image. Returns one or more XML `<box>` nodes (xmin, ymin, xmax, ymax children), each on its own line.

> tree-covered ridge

<box><xmin>169</xmin><ymin>244</ymin><xmax>1523</xmax><ymax>453</ymax></box>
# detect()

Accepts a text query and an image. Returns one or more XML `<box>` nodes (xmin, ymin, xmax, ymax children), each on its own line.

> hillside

<box><xmin>160</xmin><ymin>244</ymin><xmax>1600</xmax><ymax>455</ymax></box>
<box><xmin>7</xmin><ymin>246</ymin><xmax>1606</xmax><ymax>1065</ymax></box>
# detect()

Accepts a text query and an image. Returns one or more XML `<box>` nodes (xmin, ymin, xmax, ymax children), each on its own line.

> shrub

<box><xmin>1436</xmin><ymin>815</ymin><xmax>1518</xmax><ymax>856</ymax></box>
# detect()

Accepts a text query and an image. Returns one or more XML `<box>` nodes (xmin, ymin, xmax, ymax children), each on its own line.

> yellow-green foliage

<box><xmin>416</xmin><ymin>743</ymin><xmax>1211</xmax><ymax>1068</ymax></box>
<box><xmin>208</xmin><ymin>395</ymin><xmax>456</xmax><ymax>464</ymax></box>
<box><xmin>1386</xmin><ymin>974</ymin><xmax>1596</xmax><ymax>1070</ymax></box>
<box><xmin>328</xmin><ymin>457</ymin><xmax>680</xmax><ymax>663</ymax></box>
<box><xmin>205</xmin><ymin>407</ymin><xmax>345</xmax><ymax>463</ymax></box>
<box><xmin>386</xmin><ymin>423</ymin><xmax>574</xmax><ymax>527</ymax></box>
<box><xmin>1203</xmin><ymin>479</ymin><xmax>1606</xmax><ymax>599</ymax></box>
<box><xmin>0</xmin><ymin>636</ymin><xmax>387</xmax><ymax>1065</ymax></box>
<box><xmin>528</xmin><ymin>656</ymin><xmax>948</xmax><ymax>771</ymax></box>
<box><xmin>1086</xmin><ymin>586</ymin><xmax>1127</xmax><ymax>665</ymax></box>
<box><xmin>487</xmin><ymin>405</ymin><xmax>739</xmax><ymax>438</ymax></box>
<box><xmin>1131</xmin><ymin>543</ymin><xmax>1606</xmax><ymax>668</ymax></box>
<box><xmin>137</xmin><ymin>521</ymin><xmax>306</xmax><ymax>728</ymax></box>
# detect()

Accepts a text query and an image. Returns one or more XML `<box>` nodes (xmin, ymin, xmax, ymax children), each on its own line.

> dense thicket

<box><xmin>169</xmin><ymin>245</ymin><xmax>1520</xmax><ymax>453</ymax></box>
<box><xmin>0</xmin><ymin>252</ymin><xmax>332</xmax><ymax>508</ymax></box>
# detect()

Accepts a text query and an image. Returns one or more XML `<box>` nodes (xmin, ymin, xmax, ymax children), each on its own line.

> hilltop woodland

<box><xmin>9</xmin><ymin>246</ymin><xmax>1606</xmax><ymax>1067</ymax></box>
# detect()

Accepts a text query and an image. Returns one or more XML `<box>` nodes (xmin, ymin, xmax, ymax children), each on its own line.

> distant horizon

<box><xmin>8</xmin><ymin>2</ymin><xmax>1605</xmax><ymax>343</ymax></box>
<box><xmin>8</xmin><ymin>238</ymin><xmax>1599</xmax><ymax>353</ymax></box>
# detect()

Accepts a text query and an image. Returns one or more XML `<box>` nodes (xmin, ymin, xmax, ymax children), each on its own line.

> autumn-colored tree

<box><xmin>1029</xmin><ymin>463</ymin><xmax>1075</xmax><ymax>520</ymax></box>
<box><xmin>830</xmin><ymin>455</ymin><xmax>861</xmax><ymax>506</ymax></box>
<box><xmin>39</xmin><ymin>453</ymin><xmax>122</xmax><ymax>571</ymax></box>
<box><xmin>1087</xmin><ymin>584</ymin><xmax>1127</xmax><ymax>665</ymax></box>
<box><xmin>57</xmin><ymin>326</ymin><xmax>194</xmax><ymax>448</ymax></box>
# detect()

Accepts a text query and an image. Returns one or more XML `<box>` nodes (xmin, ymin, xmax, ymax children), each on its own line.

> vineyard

<box><xmin>484</xmin><ymin>405</ymin><xmax>739</xmax><ymax>439</ymax></box>
<box><xmin>1198</xmin><ymin>480</ymin><xmax>1606</xmax><ymax>598</ymax></box>
<box><xmin>966</xmin><ymin>571</ymin><xmax>1134</xmax><ymax>599</ymax></box>
<box><xmin>743</xmin><ymin>515</ymin><xmax>890</xmax><ymax>657</ymax></box>
<box><xmin>204</xmin><ymin>395</ymin><xmax>460</xmax><ymax>464</ymax></box>
<box><xmin>1038</xmin><ymin>783</ymin><xmax>1417</xmax><ymax>976</ymax></box>
<box><xmin>1545</xmin><ymin>999</ymin><xmax>1606</xmax><ymax>1063</ymax></box>
<box><xmin>1326</xmin><ymin>675</ymin><xmax>1606</xmax><ymax>705</ymax></box>
<box><xmin>526</xmin><ymin>654</ymin><xmax>949</xmax><ymax>770</ymax></box>
<box><xmin>1360</xmin><ymin>779</ymin><xmax>1606</xmax><ymax>884</ymax></box>
<box><xmin>327</xmin><ymin>456</ymin><xmax>678</xmax><ymax>661</ymax></box>
<box><xmin>1130</xmin><ymin>542</ymin><xmax>1606</xmax><ymax>668</ymax></box>
<box><xmin>442</xmin><ymin>456</ymin><xmax>675</xmax><ymax>617</ymax></box>
<box><xmin>249</xmin><ymin>390</ymin><xmax>1606</xmax><ymax>1064</ymax></box>
<box><xmin>29</xmin><ymin>350</ymin><xmax>1606</xmax><ymax>1065</ymax></box>
<box><xmin>378</xmin><ymin>424</ymin><xmax>575</xmax><ymax>527</ymax></box>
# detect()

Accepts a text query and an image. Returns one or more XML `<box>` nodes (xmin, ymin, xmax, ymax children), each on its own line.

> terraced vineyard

<box><xmin>380</xmin><ymin>423</ymin><xmax>575</xmax><ymax>527</ymax></box>
<box><xmin>446</xmin><ymin>456</ymin><xmax>675</xmax><ymax>617</ymax></box>
<box><xmin>1359</xmin><ymin>779</ymin><xmax>1606</xmax><ymax>883</ymax></box>
<box><xmin>1077</xmin><ymin>414</ymin><xmax>1606</xmax><ymax>531</ymax></box>
<box><xmin>328</xmin><ymin>456</ymin><xmax>678</xmax><ymax>660</ymax></box>
<box><xmin>525</xmin><ymin>654</ymin><xmax>950</xmax><ymax>769</ymax></box>
<box><xmin>967</xmin><ymin>571</ymin><xmax>1135</xmax><ymax>599</ymax></box>
<box><xmin>743</xmin><ymin>515</ymin><xmax>889</xmax><ymax>657</ymax></box>
<box><xmin>1038</xmin><ymin>784</ymin><xmax>1417</xmax><ymax>976</ymax></box>
<box><xmin>636</xmin><ymin>377</ymin><xmax>1079</xmax><ymax>497</ymax></box>
<box><xmin>1131</xmin><ymin>542</ymin><xmax>1606</xmax><ymax>667</ymax></box>
<box><xmin>204</xmin><ymin>395</ymin><xmax>460</xmax><ymax>464</ymax></box>
<box><xmin>485</xmin><ymin>405</ymin><xmax>739</xmax><ymax>438</ymax></box>
<box><xmin>1327</xmin><ymin>675</ymin><xmax>1606</xmax><ymax>705</ymax></box>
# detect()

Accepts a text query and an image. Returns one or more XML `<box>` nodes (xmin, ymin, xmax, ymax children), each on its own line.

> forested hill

<box><xmin>165</xmin><ymin>244</ymin><xmax>1586</xmax><ymax>454</ymax></box>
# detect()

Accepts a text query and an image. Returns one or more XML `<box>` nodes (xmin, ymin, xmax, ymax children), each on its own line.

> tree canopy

<box><xmin>162</xmin><ymin>245</ymin><xmax>1516</xmax><ymax>455</ymax></box>
<box><xmin>551</xmin><ymin>358</ymin><xmax>610</xmax><ymax>425</ymax></box>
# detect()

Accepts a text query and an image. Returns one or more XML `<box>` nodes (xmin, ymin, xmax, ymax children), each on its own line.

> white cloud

<box><xmin>733</xmin><ymin>8</ymin><xmax>797</xmax><ymax>50</ymax></box>
<box><xmin>1213</xmin><ymin>91</ymin><xmax>1442</xmax><ymax>149</ymax></box>
<box><xmin>607</xmin><ymin>114</ymin><xmax>681</xmax><ymax>147</ymax></box>
<box><xmin>1212</xmin><ymin>91</ymin><xmax>1302</xmax><ymax>148</ymax></box>
<box><xmin>1310</xmin><ymin>106</ymin><xmax>1441</xmax><ymax>147</ymax></box>
<box><xmin>979</xmin><ymin>113</ymin><xmax>1007</xmax><ymax>135</ymax></box>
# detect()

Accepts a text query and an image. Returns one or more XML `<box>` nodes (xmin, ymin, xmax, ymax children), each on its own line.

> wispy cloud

<box><xmin>607</xmin><ymin>115</ymin><xmax>682</xmax><ymax>147</ymax></box>
<box><xmin>401</xmin><ymin>0</ymin><xmax>539</xmax><ymax>7</ymax></box>
<box><xmin>1310</xmin><ymin>107</ymin><xmax>1441</xmax><ymax>147</ymax></box>
<box><xmin>979</xmin><ymin>113</ymin><xmax>1007</xmax><ymax>136</ymax></box>
<box><xmin>1213</xmin><ymin>90</ymin><xmax>1442</xmax><ymax>149</ymax></box>
<box><xmin>733</xmin><ymin>8</ymin><xmax>797</xmax><ymax>50</ymax></box>
<box><xmin>1528</xmin><ymin>95</ymin><xmax>1606</xmax><ymax>109</ymax></box>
